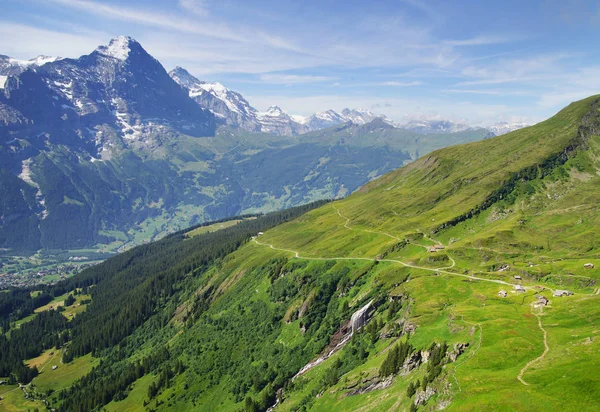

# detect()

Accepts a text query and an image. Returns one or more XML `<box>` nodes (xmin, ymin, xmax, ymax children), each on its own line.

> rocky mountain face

<box><xmin>169</xmin><ymin>66</ymin><xmax>261</xmax><ymax>132</ymax></box>
<box><xmin>256</xmin><ymin>105</ymin><xmax>309</xmax><ymax>135</ymax></box>
<box><xmin>0</xmin><ymin>36</ymin><xmax>216</xmax><ymax>249</ymax></box>
<box><xmin>0</xmin><ymin>54</ymin><xmax>61</xmax><ymax>77</ymax></box>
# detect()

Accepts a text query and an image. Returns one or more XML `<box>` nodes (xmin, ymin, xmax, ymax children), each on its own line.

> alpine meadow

<box><xmin>1</xmin><ymin>1</ymin><xmax>600</xmax><ymax>412</ymax></box>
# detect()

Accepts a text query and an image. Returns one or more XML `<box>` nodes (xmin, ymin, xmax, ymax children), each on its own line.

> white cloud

<box><xmin>379</xmin><ymin>81</ymin><xmax>423</xmax><ymax>87</ymax></box>
<box><xmin>444</xmin><ymin>35</ymin><xmax>522</xmax><ymax>47</ymax></box>
<box><xmin>50</xmin><ymin>0</ymin><xmax>261</xmax><ymax>43</ymax></box>
<box><xmin>443</xmin><ymin>89</ymin><xmax>532</xmax><ymax>96</ymax></box>
<box><xmin>178</xmin><ymin>0</ymin><xmax>207</xmax><ymax>16</ymax></box>
<box><xmin>0</xmin><ymin>22</ymin><xmax>106</xmax><ymax>59</ymax></box>
<box><xmin>258</xmin><ymin>74</ymin><xmax>337</xmax><ymax>84</ymax></box>
<box><xmin>455</xmin><ymin>53</ymin><xmax>572</xmax><ymax>86</ymax></box>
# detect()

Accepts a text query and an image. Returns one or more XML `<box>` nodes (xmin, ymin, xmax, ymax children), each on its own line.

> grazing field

<box><xmin>185</xmin><ymin>217</ymin><xmax>256</xmax><ymax>237</ymax></box>
<box><xmin>34</xmin><ymin>353</ymin><xmax>99</xmax><ymax>392</ymax></box>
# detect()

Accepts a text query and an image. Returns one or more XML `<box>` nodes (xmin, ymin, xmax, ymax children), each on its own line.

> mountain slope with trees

<box><xmin>0</xmin><ymin>95</ymin><xmax>599</xmax><ymax>411</ymax></box>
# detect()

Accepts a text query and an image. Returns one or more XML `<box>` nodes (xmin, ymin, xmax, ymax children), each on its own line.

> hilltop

<box><xmin>0</xmin><ymin>96</ymin><xmax>599</xmax><ymax>411</ymax></box>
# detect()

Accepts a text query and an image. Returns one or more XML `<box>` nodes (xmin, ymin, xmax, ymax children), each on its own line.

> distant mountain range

<box><xmin>1</xmin><ymin>49</ymin><xmax>527</xmax><ymax>139</ymax></box>
<box><xmin>168</xmin><ymin>65</ymin><xmax>528</xmax><ymax>137</ymax></box>
<box><xmin>0</xmin><ymin>36</ymin><xmax>497</xmax><ymax>253</ymax></box>
<box><xmin>168</xmin><ymin>66</ymin><xmax>392</xmax><ymax>136</ymax></box>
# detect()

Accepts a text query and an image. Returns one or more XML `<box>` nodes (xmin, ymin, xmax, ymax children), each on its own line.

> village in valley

<box><xmin>0</xmin><ymin>256</ymin><xmax>101</xmax><ymax>290</ymax></box>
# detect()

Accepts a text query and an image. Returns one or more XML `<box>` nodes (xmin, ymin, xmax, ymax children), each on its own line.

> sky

<box><xmin>2</xmin><ymin>0</ymin><xmax>600</xmax><ymax>125</ymax></box>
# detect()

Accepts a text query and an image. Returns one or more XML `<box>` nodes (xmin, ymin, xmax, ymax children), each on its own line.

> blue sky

<box><xmin>2</xmin><ymin>0</ymin><xmax>600</xmax><ymax>125</ymax></box>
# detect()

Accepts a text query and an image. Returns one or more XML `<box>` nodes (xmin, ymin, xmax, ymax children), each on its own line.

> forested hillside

<box><xmin>1</xmin><ymin>96</ymin><xmax>599</xmax><ymax>411</ymax></box>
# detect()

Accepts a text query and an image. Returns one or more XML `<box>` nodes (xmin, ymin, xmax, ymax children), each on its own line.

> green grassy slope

<box><xmin>241</xmin><ymin>95</ymin><xmax>600</xmax><ymax>411</ymax></box>
<box><xmin>3</xmin><ymin>97</ymin><xmax>600</xmax><ymax>411</ymax></box>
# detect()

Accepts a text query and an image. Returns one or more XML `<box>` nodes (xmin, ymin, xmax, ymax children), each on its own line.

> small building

<box><xmin>257</xmin><ymin>232</ymin><xmax>264</xmax><ymax>236</ymax></box>
<box><xmin>553</xmin><ymin>290</ymin><xmax>574</xmax><ymax>297</ymax></box>
<box><xmin>513</xmin><ymin>285</ymin><xmax>526</xmax><ymax>293</ymax></box>
<box><xmin>498</xmin><ymin>290</ymin><xmax>507</xmax><ymax>298</ymax></box>
<box><xmin>428</xmin><ymin>245</ymin><xmax>445</xmax><ymax>252</ymax></box>
<box><xmin>513</xmin><ymin>275</ymin><xmax>522</xmax><ymax>280</ymax></box>
<box><xmin>498</xmin><ymin>265</ymin><xmax>510</xmax><ymax>272</ymax></box>
<box><xmin>536</xmin><ymin>295</ymin><xmax>549</xmax><ymax>306</ymax></box>
<box><xmin>52</xmin><ymin>365</ymin><xmax>58</xmax><ymax>370</ymax></box>
<box><xmin>584</xmin><ymin>263</ymin><xmax>595</xmax><ymax>269</ymax></box>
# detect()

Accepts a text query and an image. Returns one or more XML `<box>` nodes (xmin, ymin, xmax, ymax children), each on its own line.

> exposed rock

<box><xmin>403</xmin><ymin>322</ymin><xmax>416</xmax><ymax>334</ymax></box>
<box><xmin>346</xmin><ymin>376</ymin><xmax>393</xmax><ymax>396</ymax></box>
<box><xmin>448</xmin><ymin>342</ymin><xmax>469</xmax><ymax>362</ymax></box>
<box><xmin>402</xmin><ymin>351</ymin><xmax>422</xmax><ymax>374</ymax></box>
<box><xmin>414</xmin><ymin>386</ymin><xmax>436</xmax><ymax>406</ymax></box>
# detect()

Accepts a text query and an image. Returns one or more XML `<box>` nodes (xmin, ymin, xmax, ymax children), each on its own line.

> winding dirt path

<box><xmin>517</xmin><ymin>304</ymin><xmax>549</xmax><ymax>385</ymax></box>
<box><xmin>252</xmin><ymin>238</ymin><xmax>518</xmax><ymax>289</ymax></box>
<box><xmin>252</xmin><ymin>206</ymin><xmax>596</xmax><ymax>391</ymax></box>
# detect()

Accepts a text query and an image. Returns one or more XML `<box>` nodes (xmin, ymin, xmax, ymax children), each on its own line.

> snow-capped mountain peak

<box><xmin>95</xmin><ymin>36</ymin><xmax>136</xmax><ymax>61</ymax></box>
<box><xmin>11</xmin><ymin>55</ymin><xmax>61</xmax><ymax>67</ymax></box>
<box><xmin>486</xmin><ymin>121</ymin><xmax>530</xmax><ymax>136</ymax></box>
<box><xmin>339</xmin><ymin>108</ymin><xmax>388</xmax><ymax>125</ymax></box>
<box><xmin>262</xmin><ymin>105</ymin><xmax>285</xmax><ymax>117</ymax></box>
<box><xmin>0</xmin><ymin>54</ymin><xmax>61</xmax><ymax>77</ymax></box>
<box><xmin>169</xmin><ymin>66</ymin><xmax>198</xmax><ymax>89</ymax></box>
<box><xmin>400</xmin><ymin>117</ymin><xmax>528</xmax><ymax>136</ymax></box>
<box><xmin>169</xmin><ymin>66</ymin><xmax>260</xmax><ymax>132</ymax></box>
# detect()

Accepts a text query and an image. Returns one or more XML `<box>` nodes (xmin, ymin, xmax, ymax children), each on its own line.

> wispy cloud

<box><xmin>455</xmin><ymin>53</ymin><xmax>573</xmax><ymax>86</ymax></box>
<box><xmin>444</xmin><ymin>34</ymin><xmax>522</xmax><ymax>47</ymax></box>
<box><xmin>379</xmin><ymin>81</ymin><xmax>423</xmax><ymax>87</ymax></box>
<box><xmin>259</xmin><ymin>74</ymin><xmax>337</xmax><ymax>84</ymax></box>
<box><xmin>443</xmin><ymin>88</ymin><xmax>532</xmax><ymax>96</ymax></box>
<box><xmin>49</xmin><ymin>0</ymin><xmax>277</xmax><ymax>45</ymax></box>
<box><xmin>178</xmin><ymin>0</ymin><xmax>208</xmax><ymax>16</ymax></box>
<box><xmin>0</xmin><ymin>21</ymin><xmax>106</xmax><ymax>58</ymax></box>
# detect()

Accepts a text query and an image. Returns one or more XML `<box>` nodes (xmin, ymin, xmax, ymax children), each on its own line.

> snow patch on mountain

<box><xmin>96</xmin><ymin>36</ymin><xmax>132</xmax><ymax>61</ymax></box>
<box><xmin>400</xmin><ymin>117</ymin><xmax>528</xmax><ymax>136</ymax></box>
<box><xmin>0</xmin><ymin>75</ymin><xmax>6</xmax><ymax>89</ymax></box>
<box><xmin>486</xmin><ymin>121</ymin><xmax>529</xmax><ymax>136</ymax></box>
<box><xmin>169</xmin><ymin>66</ymin><xmax>259</xmax><ymax>132</ymax></box>
<box><xmin>0</xmin><ymin>54</ymin><xmax>61</xmax><ymax>77</ymax></box>
<box><xmin>258</xmin><ymin>105</ymin><xmax>285</xmax><ymax>118</ymax></box>
<box><xmin>290</xmin><ymin>114</ymin><xmax>308</xmax><ymax>124</ymax></box>
<box><xmin>15</xmin><ymin>55</ymin><xmax>60</xmax><ymax>67</ymax></box>
<box><xmin>18</xmin><ymin>158</ymin><xmax>48</xmax><ymax>220</ymax></box>
<box><xmin>8</xmin><ymin>55</ymin><xmax>61</xmax><ymax>68</ymax></box>
<box><xmin>401</xmin><ymin>119</ymin><xmax>472</xmax><ymax>134</ymax></box>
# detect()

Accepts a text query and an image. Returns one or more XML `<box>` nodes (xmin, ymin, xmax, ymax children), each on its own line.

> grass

<box><xmin>34</xmin><ymin>353</ymin><xmax>99</xmax><ymax>392</ymax></box>
<box><xmin>105</xmin><ymin>374</ymin><xmax>155</xmax><ymax>411</ymax></box>
<box><xmin>185</xmin><ymin>219</ymin><xmax>245</xmax><ymax>237</ymax></box>
<box><xmin>0</xmin><ymin>352</ymin><xmax>98</xmax><ymax>411</ymax></box>
<box><xmin>0</xmin><ymin>384</ymin><xmax>45</xmax><ymax>412</ymax></box>
<box><xmin>10</xmin><ymin>96</ymin><xmax>600</xmax><ymax>411</ymax></box>
<box><xmin>235</xmin><ymin>96</ymin><xmax>600</xmax><ymax>411</ymax></box>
